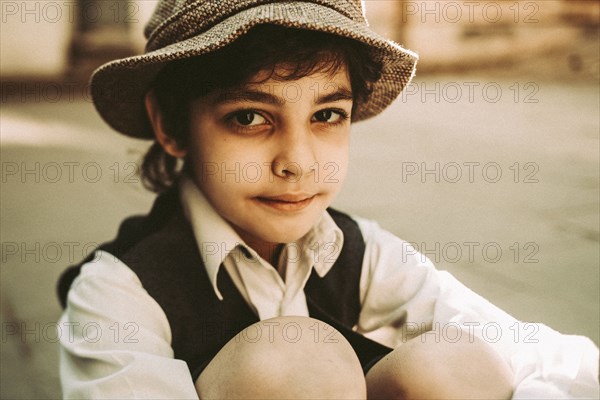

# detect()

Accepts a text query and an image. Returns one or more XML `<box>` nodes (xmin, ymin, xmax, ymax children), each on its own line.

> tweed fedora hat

<box><xmin>90</xmin><ymin>0</ymin><xmax>418</xmax><ymax>138</ymax></box>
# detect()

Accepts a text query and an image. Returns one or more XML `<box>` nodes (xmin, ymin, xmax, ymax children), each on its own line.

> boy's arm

<box><xmin>59</xmin><ymin>250</ymin><xmax>199</xmax><ymax>399</ymax></box>
<box><xmin>432</xmin><ymin>271</ymin><xmax>599</xmax><ymax>398</ymax></box>
<box><xmin>354</xmin><ymin>217</ymin><xmax>600</xmax><ymax>399</ymax></box>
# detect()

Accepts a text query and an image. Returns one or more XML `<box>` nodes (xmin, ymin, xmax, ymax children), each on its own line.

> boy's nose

<box><xmin>271</xmin><ymin>127</ymin><xmax>317</xmax><ymax>181</ymax></box>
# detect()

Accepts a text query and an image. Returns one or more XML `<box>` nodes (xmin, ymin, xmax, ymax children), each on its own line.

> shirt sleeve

<box><xmin>59</xmin><ymin>250</ymin><xmax>199</xmax><ymax>399</ymax></box>
<box><xmin>354</xmin><ymin>217</ymin><xmax>600</xmax><ymax>399</ymax></box>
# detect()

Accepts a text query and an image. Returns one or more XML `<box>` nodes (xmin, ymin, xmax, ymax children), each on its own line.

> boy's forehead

<box><xmin>249</xmin><ymin>61</ymin><xmax>350</xmax><ymax>82</ymax></box>
<box><xmin>206</xmin><ymin>65</ymin><xmax>352</xmax><ymax>105</ymax></box>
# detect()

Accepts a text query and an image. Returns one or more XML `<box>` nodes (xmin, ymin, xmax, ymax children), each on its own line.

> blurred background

<box><xmin>1</xmin><ymin>0</ymin><xmax>599</xmax><ymax>398</ymax></box>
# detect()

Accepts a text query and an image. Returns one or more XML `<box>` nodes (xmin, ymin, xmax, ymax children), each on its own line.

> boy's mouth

<box><xmin>254</xmin><ymin>194</ymin><xmax>316</xmax><ymax>212</ymax></box>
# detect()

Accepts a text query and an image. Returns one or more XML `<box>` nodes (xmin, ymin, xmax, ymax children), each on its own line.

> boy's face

<box><xmin>186</xmin><ymin>65</ymin><xmax>352</xmax><ymax>247</ymax></box>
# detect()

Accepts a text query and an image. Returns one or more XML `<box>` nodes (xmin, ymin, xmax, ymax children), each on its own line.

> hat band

<box><xmin>146</xmin><ymin>0</ymin><xmax>366</xmax><ymax>52</ymax></box>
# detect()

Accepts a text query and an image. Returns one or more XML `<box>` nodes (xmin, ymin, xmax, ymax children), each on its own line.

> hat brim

<box><xmin>91</xmin><ymin>2</ymin><xmax>418</xmax><ymax>138</ymax></box>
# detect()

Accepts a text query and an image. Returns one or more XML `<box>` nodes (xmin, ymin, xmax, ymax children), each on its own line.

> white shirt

<box><xmin>59</xmin><ymin>177</ymin><xmax>600</xmax><ymax>399</ymax></box>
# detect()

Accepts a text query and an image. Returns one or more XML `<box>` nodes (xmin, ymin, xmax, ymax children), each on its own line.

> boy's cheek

<box><xmin>315</xmin><ymin>151</ymin><xmax>349</xmax><ymax>187</ymax></box>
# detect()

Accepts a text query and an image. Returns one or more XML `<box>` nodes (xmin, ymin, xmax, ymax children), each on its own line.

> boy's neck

<box><xmin>244</xmin><ymin>238</ymin><xmax>286</xmax><ymax>278</ymax></box>
<box><xmin>229</xmin><ymin>223</ymin><xmax>287</xmax><ymax>277</ymax></box>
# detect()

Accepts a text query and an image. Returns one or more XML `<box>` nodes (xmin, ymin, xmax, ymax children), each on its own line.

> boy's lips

<box><xmin>254</xmin><ymin>193</ymin><xmax>317</xmax><ymax>212</ymax></box>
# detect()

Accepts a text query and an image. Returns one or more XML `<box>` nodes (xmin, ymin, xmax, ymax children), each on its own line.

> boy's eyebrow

<box><xmin>211</xmin><ymin>86</ymin><xmax>353</xmax><ymax>106</ymax></box>
<box><xmin>315</xmin><ymin>87</ymin><xmax>353</xmax><ymax>104</ymax></box>
<box><xmin>213</xmin><ymin>89</ymin><xmax>285</xmax><ymax>106</ymax></box>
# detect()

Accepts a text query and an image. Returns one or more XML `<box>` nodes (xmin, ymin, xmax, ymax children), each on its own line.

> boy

<box><xmin>58</xmin><ymin>1</ymin><xmax>599</xmax><ymax>398</ymax></box>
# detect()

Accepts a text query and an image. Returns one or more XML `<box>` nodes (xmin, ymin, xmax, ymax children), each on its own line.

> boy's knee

<box><xmin>366</xmin><ymin>332</ymin><xmax>513</xmax><ymax>400</ymax></box>
<box><xmin>197</xmin><ymin>316</ymin><xmax>366</xmax><ymax>399</ymax></box>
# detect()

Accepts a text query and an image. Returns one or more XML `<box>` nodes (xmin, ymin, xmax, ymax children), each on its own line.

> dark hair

<box><xmin>142</xmin><ymin>24</ymin><xmax>383</xmax><ymax>192</ymax></box>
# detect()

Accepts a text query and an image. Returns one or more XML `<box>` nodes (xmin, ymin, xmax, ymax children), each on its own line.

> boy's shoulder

<box><xmin>57</xmin><ymin>187</ymin><xmax>181</xmax><ymax>307</ymax></box>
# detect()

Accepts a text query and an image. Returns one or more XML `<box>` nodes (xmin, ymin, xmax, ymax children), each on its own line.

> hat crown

<box><xmin>144</xmin><ymin>0</ymin><xmax>367</xmax><ymax>51</ymax></box>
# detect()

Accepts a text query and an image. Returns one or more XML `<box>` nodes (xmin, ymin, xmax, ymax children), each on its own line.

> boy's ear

<box><xmin>145</xmin><ymin>91</ymin><xmax>187</xmax><ymax>158</ymax></box>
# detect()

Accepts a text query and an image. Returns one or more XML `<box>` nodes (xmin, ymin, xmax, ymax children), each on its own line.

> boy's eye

<box><xmin>233</xmin><ymin>111</ymin><xmax>267</xmax><ymax>126</ymax></box>
<box><xmin>311</xmin><ymin>110</ymin><xmax>346</xmax><ymax>123</ymax></box>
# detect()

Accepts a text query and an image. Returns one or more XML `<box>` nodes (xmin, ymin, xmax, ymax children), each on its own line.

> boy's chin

<box><xmin>229</xmin><ymin>204</ymin><xmax>330</xmax><ymax>246</ymax></box>
<box><xmin>254</xmin><ymin>225</ymin><xmax>313</xmax><ymax>245</ymax></box>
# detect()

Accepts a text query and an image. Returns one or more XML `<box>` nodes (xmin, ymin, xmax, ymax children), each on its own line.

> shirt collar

<box><xmin>179</xmin><ymin>175</ymin><xmax>246</xmax><ymax>300</ymax></box>
<box><xmin>295</xmin><ymin>211</ymin><xmax>344</xmax><ymax>278</ymax></box>
<box><xmin>178</xmin><ymin>175</ymin><xmax>345</xmax><ymax>298</ymax></box>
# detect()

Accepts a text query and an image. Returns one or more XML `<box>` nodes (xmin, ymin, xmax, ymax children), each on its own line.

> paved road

<box><xmin>1</xmin><ymin>75</ymin><xmax>598</xmax><ymax>399</ymax></box>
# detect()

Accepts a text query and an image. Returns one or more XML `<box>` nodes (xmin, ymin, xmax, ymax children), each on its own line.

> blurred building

<box><xmin>367</xmin><ymin>0</ymin><xmax>599</xmax><ymax>76</ymax></box>
<box><xmin>1</xmin><ymin>0</ymin><xmax>154</xmax><ymax>80</ymax></box>
<box><xmin>0</xmin><ymin>0</ymin><xmax>598</xmax><ymax>81</ymax></box>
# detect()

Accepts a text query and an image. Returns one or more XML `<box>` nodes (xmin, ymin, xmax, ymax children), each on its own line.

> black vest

<box><xmin>57</xmin><ymin>187</ymin><xmax>392</xmax><ymax>379</ymax></box>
